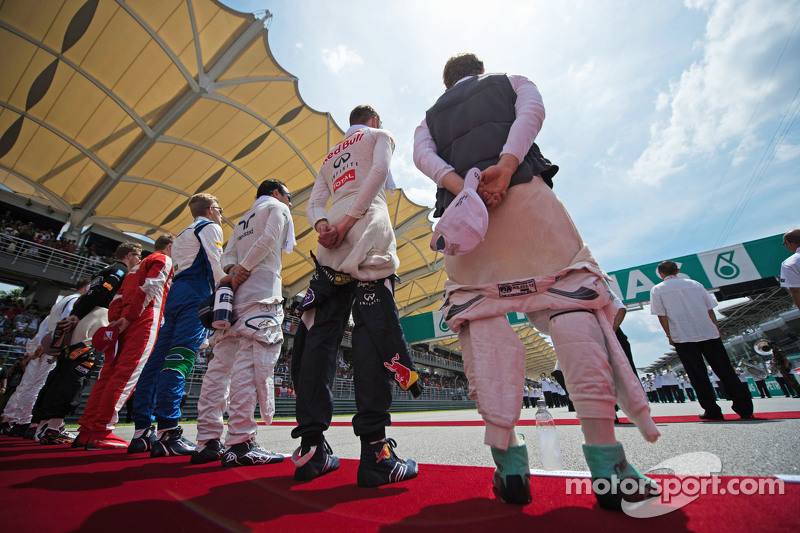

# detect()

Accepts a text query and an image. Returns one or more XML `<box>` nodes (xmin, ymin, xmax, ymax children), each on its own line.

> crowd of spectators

<box><xmin>418</xmin><ymin>369</ymin><xmax>468</xmax><ymax>391</ymax></box>
<box><xmin>0</xmin><ymin>296</ymin><xmax>49</xmax><ymax>364</ymax></box>
<box><xmin>410</xmin><ymin>344</ymin><xmax>464</xmax><ymax>368</ymax></box>
<box><xmin>1</xmin><ymin>211</ymin><xmax>114</xmax><ymax>265</ymax></box>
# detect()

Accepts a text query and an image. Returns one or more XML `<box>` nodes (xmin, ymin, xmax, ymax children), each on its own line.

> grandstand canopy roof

<box><xmin>0</xmin><ymin>0</ymin><xmax>555</xmax><ymax>375</ymax></box>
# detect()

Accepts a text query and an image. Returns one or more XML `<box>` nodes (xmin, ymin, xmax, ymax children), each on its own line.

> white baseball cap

<box><xmin>430</xmin><ymin>167</ymin><xmax>489</xmax><ymax>255</ymax></box>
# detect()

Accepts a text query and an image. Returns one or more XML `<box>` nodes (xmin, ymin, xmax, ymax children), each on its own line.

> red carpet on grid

<box><xmin>1</xmin><ymin>437</ymin><xmax>796</xmax><ymax>532</ymax></box>
<box><xmin>264</xmin><ymin>411</ymin><xmax>800</xmax><ymax>427</ymax></box>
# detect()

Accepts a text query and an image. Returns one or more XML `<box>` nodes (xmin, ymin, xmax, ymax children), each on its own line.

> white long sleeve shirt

<box><xmin>413</xmin><ymin>74</ymin><xmax>546</xmax><ymax>187</ymax></box>
<box><xmin>306</xmin><ymin>126</ymin><xmax>399</xmax><ymax>280</ymax></box>
<box><xmin>171</xmin><ymin>216</ymin><xmax>225</xmax><ymax>286</ymax></box>
<box><xmin>25</xmin><ymin>292</ymin><xmax>81</xmax><ymax>355</ymax></box>
<box><xmin>222</xmin><ymin>197</ymin><xmax>292</xmax><ymax>305</ymax></box>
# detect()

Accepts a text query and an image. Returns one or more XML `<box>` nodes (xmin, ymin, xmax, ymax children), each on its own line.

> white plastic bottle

<box><xmin>535</xmin><ymin>399</ymin><xmax>563</xmax><ymax>470</ymax></box>
<box><xmin>211</xmin><ymin>281</ymin><xmax>234</xmax><ymax>329</ymax></box>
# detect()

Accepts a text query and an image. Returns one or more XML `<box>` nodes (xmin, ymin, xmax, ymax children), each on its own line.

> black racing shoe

<box><xmin>490</xmin><ymin>440</ymin><xmax>532</xmax><ymax>505</ymax></box>
<box><xmin>492</xmin><ymin>469</ymin><xmax>532</xmax><ymax>505</ymax></box>
<box><xmin>33</xmin><ymin>422</ymin><xmax>49</xmax><ymax>443</ymax></box>
<box><xmin>39</xmin><ymin>427</ymin><xmax>77</xmax><ymax>445</ymax></box>
<box><xmin>8</xmin><ymin>423</ymin><xmax>30</xmax><ymax>437</ymax></box>
<box><xmin>127</xmin><ymin>426</ymin><xmax>156</xmax><ymax>454</ymax></box>
<box><xmin>23</xmin><ymin>425</ymin><xmax>37</xmax><ymax>440</ymax></box>
<box><xmin>357</xmin><ymin>438</ymin><xmax>418</xmax><ymax>488</ymax></box>
<box><xmin>151</xmin><ymin>426</ymin><xmax>196</xmax><ymax>458</ymax></box>
<box><xmin>190</xmin><ymin>438</ymin><xmax>226</xmax><ymax>465</ymax></box>
<box><xmin>0</xmin><ymin>422</ymin><xmax>11</xmax><ymax>435</ymax></box>
<box><xmin>22</xmin><ymin>424</ymin><xmax>38</xmax><ymax>440</ymax></box>
<box><xmin>292</xmin><ymin>438</ymin><xmax>340</xmax><ymax>481</ymax></box>
<box><xmin>221</xmin><ymin>439</ymin><xmax>284</xmax><ymax>468</ymax></box>
<box><xmin>594</xmin><ymin>476</ymin><xmax>661</xmax><ymax>512</ymax></box>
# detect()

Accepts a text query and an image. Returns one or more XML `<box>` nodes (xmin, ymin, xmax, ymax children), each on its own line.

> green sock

<box><xmin>582</xmin><ymin>443</ymin><xmax>652</xmax><ymax>481</ymax></box>
<box><xmin>491</xmin><ymin>434</ymin><xmax>530</xmax><ymax>479</ymax></box>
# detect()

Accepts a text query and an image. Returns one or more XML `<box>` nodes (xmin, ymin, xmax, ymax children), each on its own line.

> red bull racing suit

<box><xmin>292</xmin><ymin>124</ymin><xmax>421</xmax><ymax>444</ymax></box>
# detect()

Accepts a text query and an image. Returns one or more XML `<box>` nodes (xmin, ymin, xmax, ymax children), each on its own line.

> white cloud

<box><xmin>295</xmin><ymin>42</ymin><xmax>303</xmax><ymax>50</ymax></box>
<box><xmin>567</xmin><ymin>60</ymin><xmax>595</xmax><ymax>84</ymax></box>
<box><xmin>629</xmin><ymin>0</ymin><xmax>800</xmax><ymax>184</ymax></box>
<box><xmin>775</xmin><ymin>143</ymin><xmax>800</xmax><ymax>162</ymax></box>
<box><xmin>321</xmin><ymin>44</ymin><xmax>364</xmax><ymax>75</ymax></box>
<box><xmin>624</xmin><ymin>306</ymin><xmax>664</xmax><ymax>335</ymax></box>
<box><xmin>391</xmin><ymin>139</ymin><xmax>437</xmax><ymax>208</ymax></box>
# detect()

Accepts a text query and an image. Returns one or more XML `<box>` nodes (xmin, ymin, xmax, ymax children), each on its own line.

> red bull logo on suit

<box><xmin>383</xmin><ymin>353</ymin><xmax>419</xmax><ymax>390</ymax></box>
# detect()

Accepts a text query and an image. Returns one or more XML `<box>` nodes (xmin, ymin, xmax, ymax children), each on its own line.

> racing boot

<box><xmin>190</xmin><ymin>438</ymin><xmax>226</xmax><ymax>465</ymax></box>
<box><xmin>127</xmin><ymin>426</ymin><xmax>156</xmax><ymax>454</ymax></box>
<box><xmin>221</xmin><ymin>438</ymin><xmax>284</xmax><ymax>467</ymax></box>
<box><xmin>0</xmin><ymin>421</ymin><xmax>11</xmax><ymax>435</ymax></box>
<box><xmin>582</xmin><ymin>443</ymin><xmax>659</xmax><ymax>511</ymax></box>
<box><xmin>8</xmin><ymin>422</ymin><xmax>29</xmax><ymax>438</ymax></box>
<box><xmin>86</xmin><ymin>431</ymin><xmax>129</xmax><ymax>450</ymax></box>
<box><xmin>357</xmin><ymin>437</ymin><xmax>418</xmax><ymax>488</ymax></box>
<box><xmin>23</xmin><ymin>424</ymin><xmax>37</xmax><ymax>440</ymax></box>
<box><xmin>292</xmin><ymin>436</ymin><xmax>340</xmax><ymax>481</ymax></box>
<box><xmin>490</xmin><ymin>435</ymin><xmax>532</xmax><ymax>505</ymax></box>
<box><xmin>71</xmin><ymin>430</ymin><xmax>91</xmax><ymax>449</ymax></box>
<box><xmin>39</xmin><ymin>426</ymin><xmax>77</xmax><ymax>445</ymax></box>
<box><xmin>33</xmin><ymin>422</ymin><xmax>49</xmax><ymax>443</ymax></box>
<box><xmin>151</xmin><ymin>426</ymin><xmax>196</xmax><ymax>457</ymax></box>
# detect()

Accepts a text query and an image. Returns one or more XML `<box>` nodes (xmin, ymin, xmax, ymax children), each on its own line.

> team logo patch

<box><xmin>244</xmin><ymin>315</ymin><xmax>279</xmax><ymax>330</ymax></box>
<box><xmin>498</xmin><ymin>279</ymin><xmax>538</xmax><ymax>298</ymax></box>
<box><xmin>333</xmin><ymin>169</ymin><xmax>356</xmax><ymax>193</ymax></box>
<box><xmin>334</xmin><ymin>272</ymin><xmax>354</xmax><ymax>285</ymax></box>
<box><xmin>103</xmin><ymin>282</ymin><xmax>113</xmax><ymax>291</ymax></box>
<box><xmin>384</xmin><ymin>354</ymin><xmax>418</xmax><ymax>390</ymax></box>
<box><xmin>333</xmin><ymin>152</ymin><xmax>351</xmax><ymax>168</ymax></box>
<box><xmin>302</xmin><ymin>288</ymin><xmax>315</xmax><ymax>307</ymax></box>
<box><xmin>116</xmin><ymin>269</ymin><xmax>125</xmax><ymax>277</ymax></box>
<box><xmin>323</xmin><ymin>133</ymin><xmax>364</xmax><ymax>164</ymax></box>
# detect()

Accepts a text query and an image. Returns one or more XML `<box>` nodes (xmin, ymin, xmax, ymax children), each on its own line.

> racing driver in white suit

<box><xmin>0</xmin><ymin>279</ymin><xmax>89</xmax><ymax>437</ymax></box>
<box><xmin>191</xmin><ymin>179</ymin><xmax>295</xmax><ymax>467</ymax></box>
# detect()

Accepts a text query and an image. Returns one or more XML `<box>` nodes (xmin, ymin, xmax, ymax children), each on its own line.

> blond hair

<box><xmin>188</xmin><ymin>193</ymin><xmax>218</xmax><ymax>218</ymax></box>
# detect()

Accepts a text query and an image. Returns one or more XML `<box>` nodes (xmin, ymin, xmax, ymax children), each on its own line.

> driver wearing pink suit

<box><xmin>413</xmin><ymin>53</ymin><xmax>659</xmax><ymax>509</ymax></box>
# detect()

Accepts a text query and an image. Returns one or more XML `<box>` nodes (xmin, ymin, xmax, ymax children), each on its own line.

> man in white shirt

<box><xmin>653</xmin><ymin>371</ymin><xmax>666</xmax><ymax>402</ymax></box>
<box><xmin>665</xmin><ymin>368</ymin><xmax>684</xmax><ymax>403</ymax></box>
<box><xmin>527</xmin><ymin>383</ymin><xmax>537</xmax><ymax>407</ymax></box>
<box><xmin>539</xmin><ymin>373</ymin><xmax>554</xmax><ymax>408</ymax></box>
<box><xmin>650</xmin><ymin>260</ymin><xmax>753</xmax><ymax>420</ymax></box>
<box><xmin>780</xmin><ymin>229</ymin><xmax>800</xmax><ymax>311</ymax></box>
<box><xmin>680</xmin><ymin>372</ymin><xmax>696</xmax><ymax>401</ymax></box>
<box><xmin>708</xmin><ymin>367</ymin><xmax>724</xmax><ymax>399</ymax></box>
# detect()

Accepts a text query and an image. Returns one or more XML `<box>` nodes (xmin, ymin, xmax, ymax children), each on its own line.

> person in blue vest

<box><xmin>129</xmin><ymin>193</ymin><xmax>225</xmax><ymax>456</ymax></box>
